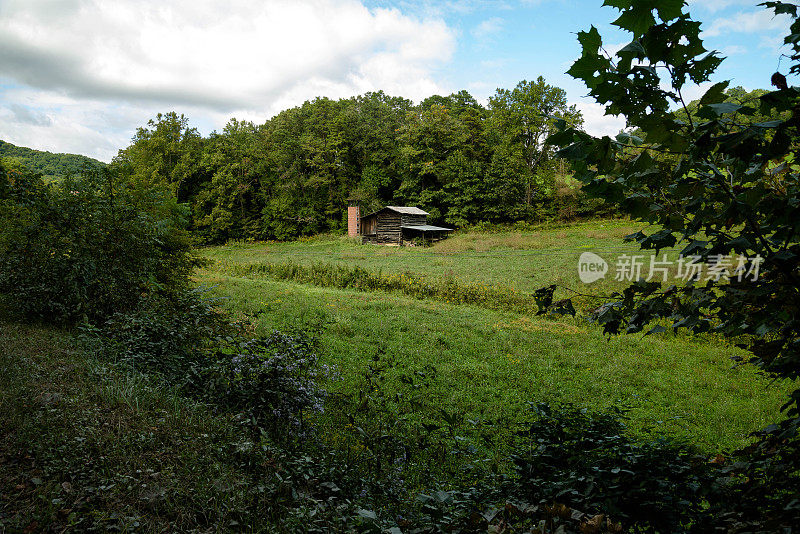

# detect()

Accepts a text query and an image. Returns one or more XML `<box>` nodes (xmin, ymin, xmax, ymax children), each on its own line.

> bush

<box><xmin>192</xmin><ymin>331</ymin><xmax>329</xmax><ymax>439</ymax></box>
<box><xmin>93</xmin><ymin>288</ymin><xmax>328</xmax><ymax>442</ymax></box>
<box><xmin>100</xmin><ymin>287</ymin><xmax>228</xmax><ymax>381</ymax></box>
<box><xmin>0</xmin><ymin>163</ymin><xmax>197</xmax><ymax>324</ymax></box>
<box><xmin>546</xmin><ymin>2</ymin><xmax>800</xmax><ymax>529</ymax></box>
<box><xmin>233</xmin><ymin>261</ymin><xmax>540</xmax><ymax>314</ymax></box>
<box><xmin>508</xmin><ymin>403</ymin><xmax>714</xmax><ymax>532</ymax></box>
<box><xmin>353</xmin><ymin>402</ymin><xmax>723</xmax><ymax>533</ymax></box>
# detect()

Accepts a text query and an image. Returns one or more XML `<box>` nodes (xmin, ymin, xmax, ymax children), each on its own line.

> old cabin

<box><xmin>348</xmin><ymin>205</ymin><xmax>452</xmax><ymax>245</ymax></box>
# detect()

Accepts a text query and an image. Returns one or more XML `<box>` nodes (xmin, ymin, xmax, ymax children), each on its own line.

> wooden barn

<box><xmin>354</xmin><ymin>206</ymin><xmax>452</xmax><ymax>245</ymax></box>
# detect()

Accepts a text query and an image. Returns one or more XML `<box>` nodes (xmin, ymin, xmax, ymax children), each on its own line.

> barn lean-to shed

<box><xmin>359</xmin><ymin>206</ymin><xmax>452</xmax><ymax>245</ymax></box>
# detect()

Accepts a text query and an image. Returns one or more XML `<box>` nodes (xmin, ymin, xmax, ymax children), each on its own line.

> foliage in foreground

<box><xmin>0</xmin><ymin>162</ymin><xmax>197</xmax><ymax>324</ymax></box>
<box><xmin>0</xmin><ymin>315</ymin><xmax>725</xmax><ymax>533</ymax></box>
<box><xmin>3</xmin><ymin>287</ymin><xmax>793</xmax><ymax>532</ymax></box>
<box><xmin>547</xmin><ymin>0</ymin><xmax>800</xmax><ymax>529</ymax></box>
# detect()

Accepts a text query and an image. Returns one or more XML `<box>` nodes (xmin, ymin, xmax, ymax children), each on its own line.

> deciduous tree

<box><xmin>490</xmin><ymin>77</ymin><xmax>582</xmax><ymax>206</ymax></box>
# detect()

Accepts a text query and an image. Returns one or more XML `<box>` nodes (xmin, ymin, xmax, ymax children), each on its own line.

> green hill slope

<box><xmin>0</xmin><ymin>139</ymin><xmax>105</xmax><ymax>178</ymax></box>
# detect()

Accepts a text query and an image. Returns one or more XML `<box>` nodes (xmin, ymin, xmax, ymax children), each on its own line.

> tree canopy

<box><xmin>111</xmin><ymin>82</ymin><xmax>591</xmax><ymax>242</ymax></box>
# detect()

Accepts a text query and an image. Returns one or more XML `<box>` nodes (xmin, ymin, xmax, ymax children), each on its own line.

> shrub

<box><xmin>100</xmin><ymin>287</ymin><xmax>228</xmax><ymax>381</ymax></box>
<box><xmin>92</xmin><ymin>285</ymin><xmax>328</xmax><ymax>441</ymax></box>
<box><xmin>193</xmin><ymin>331</ymin><xmax>329</xmax><ymax>439</ymax></box>
<box><xmin>367</xmin><ymin>402</ymin><xmax>722</xmax><ymax>533</ymax></box>
<box><xmin>546</xmin><ymin>1</ymin><xmax>800</xmax><ymax>528</ymax></box>
<box><xmin>0</xmin><ymin>163</ymin><xmax>197</xmax><ymax>324</ymax></box>
<box><xmin>508</xmin><ymin>403</ymin><xmax>714</xmax><ymax>532</ymax></box>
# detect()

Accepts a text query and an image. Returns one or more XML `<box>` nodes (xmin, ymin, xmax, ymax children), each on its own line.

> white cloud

<box><xmin>472</xmin><ymin>16</ymin><xmax>504</xmax><ymax>39</ymax></box>
<box><xmin>0</xmin><ymin>0</ymin><xmax>456</xmax><ymax>159</ymax></box>
<box><xmin>704</xmin><ymin>9</ymin><xmax>791</xmax><ymax>37</ymax></box>
<box><xmin>7</xmin><ymin>103</ymin><xmax>52</xmax><ymax>127</ymax></box>
<box><xmin>575</xmin><ymin>101</ymin><xmax>626</xmax><ymax>138</ymax></box>
<box><xmin>394</xmin><ymin>0</ymin><xmax>513</xmax><ymax>18</ymax></box>
<box><xmin>687</xmin><ymin>0</ymin><xmax>757</xmax><ymax>14</ymax></box>
<box><xmin>720</xmin><ymin>44</ymin><xmax>747</xmax><ymax>56</ymax></box>
<box><xmin>0</xmin><ymin>84</ymin><xmax>197</xmax><ymax>161</ymax></box>
<box><xmin>479</xmin><ymin>58</ymin><xmax>509</xmax><ymax>70</ymax></box>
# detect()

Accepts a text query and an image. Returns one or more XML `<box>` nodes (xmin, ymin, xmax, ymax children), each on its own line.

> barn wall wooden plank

<box><xmin>359</xmin><ymin>207</ymin><xmax>434</xmax><ymax>245</ymax></box>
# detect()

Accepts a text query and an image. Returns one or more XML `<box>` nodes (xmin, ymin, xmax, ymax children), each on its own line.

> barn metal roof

<box><xmin>386</xmin><ymin>206</ymin><xmax>429</xmax><ymax>215</ymax></box>
<box><xmin>360</xmin><ymin>206</ymin><xmax>429</xmax><ymax>218</ymax></box>
<box><xmin>401</xmin><ymin>224</ymin><xmax>453</xmax><ymax>232</ymax></box>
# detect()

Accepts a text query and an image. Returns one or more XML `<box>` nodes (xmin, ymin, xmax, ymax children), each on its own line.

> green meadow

<box><xmin>198</xmin><ymin>220</ymin><xmax>790</xmax><ymax>452</ymax></box>
<box><xmin>201</xmin><ymin>219</ymin><xmax>648</xmax><ymax>298</ymax></box>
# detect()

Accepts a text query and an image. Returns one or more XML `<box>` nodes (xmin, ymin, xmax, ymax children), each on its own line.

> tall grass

<box><xmin>231</xmin><ymin>261</ymin><xmax>541</xmax><ymax>314</ymax></box>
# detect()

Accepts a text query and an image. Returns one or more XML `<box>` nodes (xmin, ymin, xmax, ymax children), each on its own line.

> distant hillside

<box><xmin>0</xmin><ymin>139</ymin><xmax>105</xmax><ymax>178</ymax></box>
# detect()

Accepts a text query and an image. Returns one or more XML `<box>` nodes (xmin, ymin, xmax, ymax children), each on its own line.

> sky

<box><xmin>0</xmin><ymin>0</ymin><xmax>792</xmax><ymax>162</ymax></box>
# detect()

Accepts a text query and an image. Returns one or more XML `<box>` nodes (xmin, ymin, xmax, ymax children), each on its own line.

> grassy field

<box><xmin>201</xmin><ymin>219</ymin><xmax>654</xmax><ymax>303</ymax></box>
<box><xmin>198</xmin><ymin>221</ymin><xmax>791</xmax><ymax>452</ymax></box>
<box><xmin>1</xmin><ymin>220</ymin><xmax>793</xmax><ymax>531</ymax></box>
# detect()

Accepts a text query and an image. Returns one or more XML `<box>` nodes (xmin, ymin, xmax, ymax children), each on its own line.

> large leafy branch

<box><xmin>547</xmin><ymin>0</ymin><xmax>800</xmax><ymax>424</ymax></box>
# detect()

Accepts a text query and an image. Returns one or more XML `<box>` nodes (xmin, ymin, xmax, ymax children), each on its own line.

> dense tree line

<box><xmin>0</xmin><ymin>139</ymin><xmax>104</xmax><ymax>179</ymax></box>
<box><xmin>112</xmin><ymin>78</ymin><xmax>586</xmax><ymax>242</ymax></box>
<box><xmin>3</xmin><ymin>82</ymin><xmax>776</xmax><ymax>245</ymax></box>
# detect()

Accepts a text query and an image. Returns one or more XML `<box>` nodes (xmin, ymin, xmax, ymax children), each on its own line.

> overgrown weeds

<box><xmin>7</xmin><ymin>305</ymin><xmax>792</xmax><ymax>532</ymax></box>
<box><xmin>230</xmin><ymin>261</ymin><xmax>541</xmax><ymax>314</ymax></box>
<box><xmin>91</xmin><ymin>291</ymin><xmax>800</xmax><ymax>530</ymax></box>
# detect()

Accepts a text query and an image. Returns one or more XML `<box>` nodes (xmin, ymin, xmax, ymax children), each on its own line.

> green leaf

<box><xmin>681</xmin><ymin>240</ymin><xmax>708</xmax><ymax>256</ymax></box>
<box><xmin>706</xmin><ymin>102</ymin><xmax>744</xmax><ymax>116</ymax></box>
<box><xmin>761</xmin><ymin>1</ymin><xmax>798</xmax><ymax>17</ymax></box>
<box><xmin>534</xmin><ymin>285</ymin><xmax>556</xmax><ymax>315</ymax></box>
<box><xmin>435</xmin><ymin>490</ymin><xmax>454</xmax><ymax>503</ymax></box>
<box><xmin>617</xmin><ymin>40</ymin><xmax>646</xmax><ymax>57</ymax></box>
<box><xmin>577</xmin><ymin>26</ymin><xmax>603</xmax><ymax>54</ymax></box>
<box><xmin>759</xmin><ymin>88</ymin><xmax>800</xmax><ymax>113</ymax></box>
<box><xmin>615</xmin><ymin>132</ymin><xmax>643</xmax><ymax>145</ymax></box>
<box><xmin>699</xmin><ymin>81</ymin><xmax>730</xmax><ymax>105</ymax></box>
<box><xmin>754</xmin><ymin>120</ymin><xmax>783</xmax><ymax>128</ymax></box>
<box><xmin>550</xmin><ymin>299</ymin><xmax>576</xmax><ymax>317</ymax></box>
<box><xmin>567</xmin><ymin>55</ymin><xmax>607</xmax><ymax>89</ymax></box>
<box><xmin>483</xmin><ymin>507</ymin><xmax>501</xmax><ymax>522</ymax></box>
<box><xmin>616</xmin><ymin>40</ymin><xmax>646</xmax><ymax>71</ymax></box>
<box><xmin>773</xmin><ymin>249</ymin><xmax>797</xmax><ymax>261</ymax></box>
<box><xmin>357</xmin><ymin>509</ymin><xmax>377</xmax><ymax>520</ymax></box>
<box><xmin>613</xmin><ymin>8</ymin><xmax>657</xmax><ymax>37</ymax></box>
<box><xmin>784</xmin><ymin>32</ymin><xmax>800</xmax><ymax>44</ymax></box>
<box><xmin>603</xmin><ymin>0</ymin><xmax>633</xmax><ymax>8</ymax></box>
<box><xmin>688</xmin><ymin>52</ymin><xmax>723</xmax><ymax>84</ymax></box>
<box><xmin>547</xmin><ymin>128</ymin><xmax>579</xmax><ymax>147</ymax></box>
<box><xmin>655</xmin><ymin>0</ymin><xmax>685</xmax><ymax>21</ymax></box>
<box><xmin>717</xmin><ymin>128</ymin><xmax>759</xmax><ymax>153</ymax></box>
<box><xmin>645</xmin><ymin>325</ymin><xmax>667</xmax><ymax>336</ymax></box>
<box><xmin>725</xmin><ymin>237</ymin><xmax>753</xmax><ymax>254</ymax></box>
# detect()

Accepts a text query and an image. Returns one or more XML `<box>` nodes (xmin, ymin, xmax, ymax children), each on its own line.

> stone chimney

<box><xmin>347</xmin><ymin>204</ymin><xmax>360</xmax><ymax>237</ymax></box>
